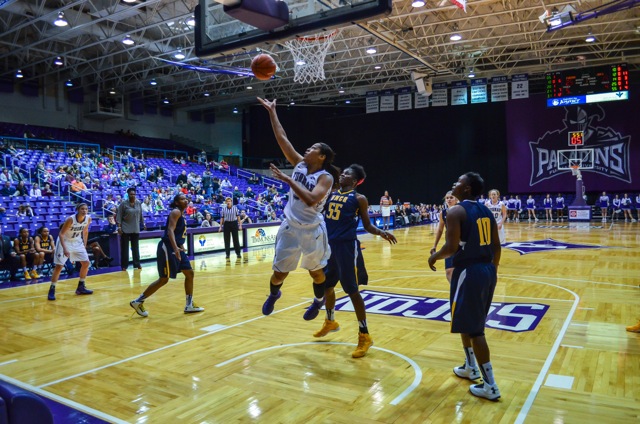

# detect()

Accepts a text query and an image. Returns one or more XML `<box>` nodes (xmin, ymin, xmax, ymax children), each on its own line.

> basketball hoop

<box><xmin>571</xmin><ymin>164</ymin><xmax>582</xmax><ymax>179</ymax></box>
<box><xmin>283</xmin><ymin>30</ymin><xmax>338</xmax><ymax>84</ymax></box>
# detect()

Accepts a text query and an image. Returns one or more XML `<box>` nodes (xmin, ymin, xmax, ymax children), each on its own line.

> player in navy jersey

<box><xmin>543</xmin><ymin>194</ymin><xmax>553</xmax><ymax>221</ymax></box>
<box><xmin>621</xmin><ymin>193</ymin><xmax>635</xmax><ymax>222</ymax></box>
<box><xmin>599</xmin><ymin>191</ymin><xmax>610</xmax><ymax>222</ymax></box>
<box><xmin>555</xmin><ymin>193</ymin><xmax>565</xmax><ymax>221</ymax></box>
<box><xmin>428</xmin><ymin>172</ymin><xmax>502</xmax><ymax>401</ymax></box>
<box><xmin>431</xmin><ymin>191</ymin><xmax>459</xmax><ymax>283</ymax></box>
<box><xmin>257</xmin><ymin>97</ymin><xmax>341</xmax><ymax>320</ymax></box>
<box><xmin>312</xmin><ymin>165</ymin><xmax>396</xmax><ymax>358</ymax></box>
<box><xmin>129</xmin><ymin>194</ymin><xmax>204</xmax><ymax>317</ymax></box>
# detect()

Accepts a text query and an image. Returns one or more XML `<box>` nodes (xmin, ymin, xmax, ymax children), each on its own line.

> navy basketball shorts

<box><xmin>324</xmin><ymin>239</ymin><xmax>362</xmax><ymax>295</ymax></box>
<box><xmin>444</xmin><ymin>256</ymin><xmax>454</xmax><ymax>269</ymax></box>
<box><xmin>449</xmin><ymin>262</ymin><xmax>497</xmax><ymax>334</ymax></box>
<box><xmin>157</xmin><ymin>240</ymin><xmax>192</xmax><ymax>279</ymax></box>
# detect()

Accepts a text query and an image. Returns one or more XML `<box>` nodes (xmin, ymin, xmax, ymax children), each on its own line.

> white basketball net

<box><xmin>284</xmin><ymin>31</ymin><xmax>337</xmax><ymax>84</ymax></box>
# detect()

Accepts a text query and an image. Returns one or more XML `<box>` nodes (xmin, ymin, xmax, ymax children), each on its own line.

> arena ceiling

<box><xmin>1</xmin><ymin>0</ymin><xmax>639</xmax><ymax>113</ymax></box>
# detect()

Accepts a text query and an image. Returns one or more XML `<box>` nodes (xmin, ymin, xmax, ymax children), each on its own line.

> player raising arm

<box><xmin>257</xmin><ymin>97</ymin><xmax>340</xmax><ymax>319</ymax></box>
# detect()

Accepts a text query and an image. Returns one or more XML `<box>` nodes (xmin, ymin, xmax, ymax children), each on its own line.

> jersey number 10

<box><xmin>476</xmin><ymin>217</ymin><xmax>492</xmax><ymax>246</ymax></box>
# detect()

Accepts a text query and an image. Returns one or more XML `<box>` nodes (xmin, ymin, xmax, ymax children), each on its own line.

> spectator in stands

<box><xmin>232</xmin><ymin>186</ymin><xmax>243</xmax><ymax>205</ymax></box>
<box><xmin>0</xmin><ymin>207</ymin><xmax>6</xmax><ymax>219</ymax></box>
<box><xmin>104</xmin><ymin>215</ymin><xmax>118</xmax><ymax>234</ymax></box>
<box><xmin>42</xmin><ymin>182</ymin><xmax>54</xmax><ymax>197</ymax></box>
<box><xmin>12</xmin><ymin>167</ymin><xmax>25</xmax><ymax>182</ymax></box>
<box><xmin>75</xmin><ymin>148</ymin><xmax>84</xmax><ymax>160</ymax></box>
<box><xmin>245</xmin><ymin>186</ymin><xmax>255</xmax><ymax>199</ymax></box>
<box><xmin>35</xmin><ymin>226</ymin><xmax>54</xmax><ymax>272</ymax></box>
<box><xmin>0</xmin><ymin>168</ymin><xmax>14</xmax><ymax>183</ymax></box>
<box><xmin>44</xmin><ymin>145</ymin><xmax>54</xmax><ymax>154</ymax></box>
<box><xmin>212</xmin><ymin>177</ymin><xmax>221</xmax><ymax>195</ymax></box>
<box><xmin>7</xmin><ymin>142</ymin><xmax>24</xmax><ymax>158</ymax></box>
<box><xmin>0</xmin><ymin>226</ymin><xmax>20</xmax><ymax>280</ymax></box>
<box><xmin>154</xmin><ymin>198</ymin><xmax>165</xmax><ymax>214</ymax></box>
<box><xmin>23</xmin><ymin>130</ymin><xmax>35</xmax><ymax>138</ymax></box>
<box><xmin>154</xmin><ymin>166</ymin><xmax>165</xmax><ymax>182</ymax></box>
<box><xmin>239</xmin><ymin>210</ymin><xmax>252</xmax><ymax>225</ymax></box>
<box><xmin>12</xmin><ymin>181</ymin><xmax>27</xmax><ymax>197</ymax></box>
<box><xmin>172</xmin><ymin>156</ymin><xmax>181</xmax><ymax>164</ymax></box>
<box><xmin>141</xmin><ymin>196</ymin><xmax>153</xmax><ymax>214</ymax></box>
<box><xmin>29</xmin><ymin>182</ymin><xmax>42</xmax><ymax>197</ymax></box>
<box><xmin>80</xmin><ymin>161</ymin><xmax>92</xmax><ymax>175</ymax></box>
<box><xmin>176</xmin><ymin>170</ymin><xmax>188</xmax><ymax>186</ymax></box>
<box><xmin>16</xmin><ymin>204</ymin><xmax>35</xmax><ymax>217</ymax></box>
<box><xmin>117</xmin><ymin>187</ymin><xmax>146</xmax><ymax>271</ymax></box>
<box><xmin>248</xmin><ymin>174</ymin><xmax>260</xmax><ymax>185</ymax></box>
<box><xmin>67</xmin><ymin>148</ymin><xmax>76</xmax><ymax>158</ymax></box>
<box><xmin>199</xmin><ymin>212</ymin><xmax>217</xmax><ymax>228</ymax></box>
<box><xmin>70</xmin><ymin>177</ymin><xmax>88</xmax><ymax>202</ymax></box>
<box><xmin>218</xmin><ymin>159</ymin><xmax>229</xmax><ymax>171</ymax></box>
<box><xmin>0</xmin><ymin>182</ymin><xmax>13</xmax><ymax>197</ymax></box>
<box><xmin>14</xmin><ymin>227</ymin><xmax>42</xmax><ymax>279</ymax></box>
<box><xmin>266</xmin><ymin>211</ymin><xmax>280</xmax><ymax>222</ymax></box>
<box><xmin>221</xmin><ymin>177</ymin><xmax>232</xmax><ymax>190</ymax></box>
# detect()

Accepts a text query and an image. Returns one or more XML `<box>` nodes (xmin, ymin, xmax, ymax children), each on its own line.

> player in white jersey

<box><xmin>486</xmin><ymin>189</ymin><xmax>506</xmax><ymax>244</ymax></box>
<box><xmin>47</xmin><ymin>203</ymin><xmax>93</xmax><ymax>300</ymax></box>
<box><xmin>257</xmin><ymin>97</ymin><xmax>340</xmax><ymax>320</ymax></box>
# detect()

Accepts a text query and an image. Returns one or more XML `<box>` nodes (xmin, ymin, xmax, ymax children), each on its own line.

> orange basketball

<box><xmin>251</xmin><ymin>54</ymin><xmax>277</xmax><ymax>80</ymax></box>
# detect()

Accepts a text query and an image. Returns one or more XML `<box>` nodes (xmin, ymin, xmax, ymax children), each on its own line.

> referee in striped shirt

<box><xmin>219</xmin><ymin>197</ymin><xmax>242</xmax><ymax>259</ymax></box>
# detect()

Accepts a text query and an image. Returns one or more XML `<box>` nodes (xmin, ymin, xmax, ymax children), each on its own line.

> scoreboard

<box><xmin>545</xmin><ymin>64</ymin><xmax>629</xmax><ymax>107</ymax></box>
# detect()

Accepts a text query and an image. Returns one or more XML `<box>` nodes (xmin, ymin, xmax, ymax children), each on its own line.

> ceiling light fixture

<box><xmin>450</xmin><ymin>33</ymin><xmax>462</xmax><ymax>41</ymax></box>
<box><xmin>173</xmin><ymin>49</ymin><xmax>186</xmax><ymax>60</ymax></box>
<box><xmin>203</xmin><ymin>92</ymin><xmax>210</xmax><ymax>97</ymax></box>
<box><xmin>53</xmin><ymin>11</ymin><xmax>68</xmax><ymax>27</ymax></box>
<box><xmin>411</xmin><ymin>0</ymin><xmax>425</xmax><ymax>7</ymax></box>
<box><xmin>122</xmin><ymin>0</ymin><xmax>137</xmax><ymax>3</ymax></box>
<box><xmin>468</xmin><ymin>69</ymin><xmax>475</xmax><ymax>78</ymax></box>
<box><xmin>338</xmin><ymin>89</ymin><xmax>345</xmax><ymax>94</ymax></box>
<box><xmin>122</xmin><ymin>35</ymin><xmax>135</xmax><ymax>45</ymax></box>
<box><xmin>54</xmin><ymin>56</ymin><xmax>64</xmax><ymax>66</ymax></box>
<box><xmin>15</xmin><ymin>69</ymin><xmax>24</xmax><ymax>78</ymax></box>
<box><xmin>366</xmin><ymin>47</ymin><xmax>377</xmax><ymax>54</ymax></box>
<box><xmin>65</xmin><ymin>79</ymin><xmax>73</xmax><ymax>87</ymax></box>
<box><xmin>109</xmin><ymin>88</ymin><xmax>116</xmax><ymax>95</ymax></box>
<box><xmin>585</xmin><ymin>33</ymin><xmax>596</xmax><ymax>43</ymax></box>
<box><xmin>186</xmin><ymin>16</ymin><xmax>196</xmax><ymax>26</ymax></box>
<box><xmin>345</xmin><ymin>100</ymin><xmax>351</xmax><ymax>104</ymax></box>
<box><xmin>233</xmin><ymin>107</ymin><xmax>239</xmax><ymax>114</ymax></box>
<box><xmin>163</xmin><ymin>98</ymin><xmax>170</xmax><ymax>104</ymax></box>
<box><xmin>246</xmin><ymin>86</ymin><xmax>253</xmax><ymax>90</ymax></box>
<box><xmin>150</xmin><ymin>79</ymin><xmax>157</xmax><ymax>86</ymax></box>
<box><xmin>374</xmin><ymin>65</ymin><xmax>381</xmax><ymax>70</ymax></box>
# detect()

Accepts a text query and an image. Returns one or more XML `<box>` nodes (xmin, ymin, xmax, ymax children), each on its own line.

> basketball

<box><xmin>251</xmin><ymin>54</ymin><xmax>277</xmax><ymax>80</ymax></box>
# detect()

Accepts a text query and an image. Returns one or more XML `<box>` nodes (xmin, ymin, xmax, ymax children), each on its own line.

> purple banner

<box><xmin>507</xmin><ymin>93</ymin><xmax>639</xmax><ymax>193</ymax></box>
<box><xmin>335</xmin><ymin>290</ymin><xmax>549</xmax><ymax>332</ymax></box>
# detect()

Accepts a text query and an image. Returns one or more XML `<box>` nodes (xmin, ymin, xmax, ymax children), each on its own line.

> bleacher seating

<box><xmin>0</xmin><ymin>380</ymin><xmax>54</xmax><ymax>424</ymax></box>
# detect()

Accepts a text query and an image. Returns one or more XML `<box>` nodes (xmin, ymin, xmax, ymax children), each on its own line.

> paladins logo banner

<box><xmin>528</xmin><ymin>105</ymin><xmax>631</xmax><ymax>186</ymax></box>
<box><xmin>335</xmin><ymin>290</ymin><xmax>549</xmax><ymax>333</ymax></box>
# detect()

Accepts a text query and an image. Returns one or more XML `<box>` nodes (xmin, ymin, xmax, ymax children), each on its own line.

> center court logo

<box><xmin>335</xmin><ymin>290</ymin><xmax>549</xmax><ymax>332</ymax></box>
<box><xmin>251</xmin><ymin>228</ymin><xmax>276</xmax><ymax>244</ymax></box>
<box><xmin>502</xmin><ymin>238</ymin><xmax>603</xmax><ymax>255</ymax></box>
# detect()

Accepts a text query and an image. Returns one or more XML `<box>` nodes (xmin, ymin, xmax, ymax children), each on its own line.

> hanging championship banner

<box><xmin>451</xmin><ymin>80</ymin><xmax>468</xmax><ymax>105</ymax></box>
<box><xmin>512</xmin><ymin>74</ymin><xmax>530</xmax><ymax>99</ymax></box>
<box><xmin>470</xmin><ymin>78</ymin><xmax>488</xmax><ymax>104</ymax></box>
<box><xmin>380</xmin><ymin>89</ymin><xmax>395</xmax><ymax>112</ymax></box>
<box><xmin>366</xmin><ymin>91</ymin><xmax>379</xmax><ymax>114</ymax></box>
<box><xmin>490</xmin><ymin>76</ymin><xmax>509</xmax><ymax>102</ymax></box>
<box><xmin>415</xmin><ymin>92</ymin><xmax>429</xmax><ymax>109</ymax></box>
<box><xmin>431</xmin><ymin>82</ymin><xmax>448</xmax><ymax>107</ymax></box>
<box><xmin>397</xmin><ymin>87</ymin><xmax>413</xmax><ymax>110</ymax></box>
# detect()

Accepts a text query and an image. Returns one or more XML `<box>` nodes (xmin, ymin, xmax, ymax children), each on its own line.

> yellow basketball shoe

<box><xmin>626</xmin><ymin>320</ymin><xmax>640</xmax><ymax>333</ymax></box>
<box><xmin>313</xmin><ymin>319</ymin><xmax>340</xmax><ymax>338</ymax></box>
<box><xmin>352</xmin><ymin>332</ymin><xmax>373</xmax><ymax>358</ymax></box>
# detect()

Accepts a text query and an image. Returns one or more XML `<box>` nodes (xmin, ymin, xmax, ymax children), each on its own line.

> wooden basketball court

<box><xmin>1</xmin><ymin>222</ymin><xmax>638</xmax><ymax>423</ymax></box>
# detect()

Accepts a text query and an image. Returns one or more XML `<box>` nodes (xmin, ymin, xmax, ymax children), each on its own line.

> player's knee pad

<box><xmin>469</xmin><ymin>332</ymin><xmax>485</xmax><ymax>338</ymax></box>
